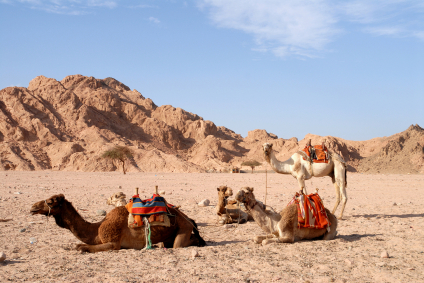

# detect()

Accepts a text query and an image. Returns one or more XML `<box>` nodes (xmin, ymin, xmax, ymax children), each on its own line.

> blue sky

<box><xmin>1</xmin><ymin>0</ymin><xmax>423</xmax><ymax>141</ymax></box>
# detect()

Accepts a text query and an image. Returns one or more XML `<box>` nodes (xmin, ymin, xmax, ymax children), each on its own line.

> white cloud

<box><xmin>148</xmin><ymin>16</ymin><xmax>160</xmax><ymax>24</ymax></box>
<box><xmin>198</xmin><ymin>0</ymin><xmax>424</xmax><ymax>58</ymax></box>
<box><xmin>199</xmin><ymin>0</ymin><xmax>339</xmax><ymax>58</ymax></box>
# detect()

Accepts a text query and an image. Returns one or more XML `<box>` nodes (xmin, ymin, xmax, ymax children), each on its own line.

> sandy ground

<box><xmin>0</xmin><ymin>171</ymin><xmax>423</xmax><ymax>283</ymax></box>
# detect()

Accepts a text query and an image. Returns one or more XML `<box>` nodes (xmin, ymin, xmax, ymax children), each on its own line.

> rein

<box><xmin>43</xmin><ymin>200</ymin><xmax>53</xmax><ymax>233</ymax></box>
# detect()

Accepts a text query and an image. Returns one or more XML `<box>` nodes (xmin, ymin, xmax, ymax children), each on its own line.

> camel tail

<box><xmin>344</xmin><ymin>164</ymin><xmax>347</xmax><ymax>188</ymax></box>
<box><xmin>323</xmin><ymin>209</ymin><xmax>338</xmax><ymax>240</ymax></box>
<box><xmin>190</xmin><ymin>219</ymin><xmax>207</xmax><ymax>247</ymax></box>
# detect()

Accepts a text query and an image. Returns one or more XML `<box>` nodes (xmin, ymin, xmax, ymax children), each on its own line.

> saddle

<box><xmin>301</xmin><ymin>140</ymin><xmax>329</xmax><ymax>163</ymax></box>
<box><xmin>288</xmin><ymin>192</ymin><xmax>330</xmax><ymax>231</ymax></box>
<box><xmin>125</xmin><ymin>194</ymin><xmax>174</xmax><ymax>228</ymax></box>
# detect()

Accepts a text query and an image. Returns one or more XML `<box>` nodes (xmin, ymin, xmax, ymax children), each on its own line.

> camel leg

<box><xmin>338</xmin><ymin>184</ymin><xmax>348</xmax><ymax>220</ymax></box>
<box><xmin>333</xmin><ymin>164</ymin><xmax>348</xmax><ymax>219</ymax></box>
<box><xmin>254</xmin><ymin>235</ymin><xmax>268</xmax><ymax>244</ymax></box>
<box><xmin>76</xmin><ymin>242</ymin><xmax>121</xmax><ymax>253</ymax></box>
<box><xmin>331</xmin><ymin>176</ymin><xmax>341</xmax><ymax>215</ymax></box>
<box><xmin>297</xmin><ymin>176</ymin><xmax>307</xmax><ymax>194</ymax></box>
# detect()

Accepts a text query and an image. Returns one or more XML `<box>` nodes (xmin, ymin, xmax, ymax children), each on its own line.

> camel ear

<box><xmin>247</xmin><ymin>187</ymin><xmax>254</xmax><ymax>193</ymax></box>
<box><xmin>217</xmin><ymin>187</ymin><xmax>220</xmax><ymax>191</ymax></box>
<box><xmin>269</xmin><ymin>143</ymin><xmax>273</xmax><ymax>148</ymax></box>
<box><xmin>54</xmin><ymin>194</ymin><xmax>65</xmax><ymax>204</ymax></box>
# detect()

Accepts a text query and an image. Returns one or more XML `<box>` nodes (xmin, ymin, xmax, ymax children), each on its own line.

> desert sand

<box><xmin>0</xmin><ymin>171</ymin><xmax>423</xmax><ymax>282</ymax></box>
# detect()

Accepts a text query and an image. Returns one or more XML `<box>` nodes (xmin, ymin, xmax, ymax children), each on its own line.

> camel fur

<box><xmin>106</xmin><ymin>192</ymin><xmax>127</xmax><ymax>207</ymax></box>
<box><xmin>216</xmin><ymin>186</ymin><xmax>250</xmax><ymax>224</ymax></box>
<box><xmin>235</xmin><ymin>187</ymin><xmax>337</xmax><ymax>245</ymax></box>
<box><xmin>263</xmin><ymin>142</ymin><xmax>348</xmax><ymax>219</ymax></box>
<box><xmin>30</xmin><ymin>194</ymin><xmax>206</xmax><ymax>253</ymax></box>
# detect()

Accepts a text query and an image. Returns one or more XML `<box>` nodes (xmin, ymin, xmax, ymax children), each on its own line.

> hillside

<box><xmin>1</xmin><ymin>75</ymin><xmax>423</xmax><ymax>174</ymax></box>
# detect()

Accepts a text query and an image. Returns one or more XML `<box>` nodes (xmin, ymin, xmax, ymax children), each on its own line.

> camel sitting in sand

<box><xmin>235</xmin><ymin>187</ymin><xmax>337</xmax><ymax>245</ymax></box>
<box><xmin>30</xmin><ymin>194</ymin><xmax>206</xmax><ymax>253</ymax></box>
<box><xmin>216</xmin><ymin>186</ymin><xmax>250</xmax><ymax>224</ymax></box>
<box><xmin>263</xmin><ymin>142</ymin><xmax>348</xmax><ymax>219</ymax></box>
<box><xmin>106</xmin><ymin>192</ymin><xmax>127</xmax><ymax>207</ymax></box>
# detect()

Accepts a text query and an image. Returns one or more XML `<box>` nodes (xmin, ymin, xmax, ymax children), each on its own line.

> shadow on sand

<box><xmin>337</xmin><ymin>233</ymin><xmax>383</xmax><ymax>242</ymax></box>
<box><xmin>350</xmin><ymin>213</ymin><xmax>424</xmax><ymax>219</ymax></box>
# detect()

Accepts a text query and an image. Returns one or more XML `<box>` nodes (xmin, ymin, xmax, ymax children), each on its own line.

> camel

<box><xmin>263</xmin><ymin>142</ymin><xmax>348</xmax><ymax>219</ymax></box>
<box><xmin>106</xmin><ymin>192</ymin><xmax>127</xmax><ymax>207</ymax></box>
<box><xmin>30</xmin><ymin>194</ymin><xmax>206</xmax><ymax>253</ymax></box>
<box><xmin>235</xmin><ymin>187</ymin><xmax>337</xmax><ymax>245</ymax></box>
<box><xmin>216</xmin><ymin>186</ymin><xmax>250</xmax><ymax>224</ymax></box>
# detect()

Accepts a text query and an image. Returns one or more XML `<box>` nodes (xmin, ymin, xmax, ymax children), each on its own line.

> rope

<box><xmin>143</xmin><ymin>217</ymin><xmax>153</xmax><ymax>250</ymax></box>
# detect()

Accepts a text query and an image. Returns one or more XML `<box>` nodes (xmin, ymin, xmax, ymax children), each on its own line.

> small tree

<box><xmin>102</xmin><ymin>146</ymin><xmax>134</xmax><ymax>174</ymax></box>
<box><xmin>241</xmin><ymin>160</ymin><xmax>262</xmax><ymax>173</ymax></box>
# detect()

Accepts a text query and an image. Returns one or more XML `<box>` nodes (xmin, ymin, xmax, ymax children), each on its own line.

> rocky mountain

<box><xmin>1</xmin><ymin>75</ymin><xmax>423</xmax><ymax>174</ymax></box>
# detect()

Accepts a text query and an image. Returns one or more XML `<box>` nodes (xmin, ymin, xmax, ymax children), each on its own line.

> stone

<box><xmin>191</xmin><ymin>250</ymin><xmax>199</xmax><ymax>259</ymax></box>
<box><xmin>381</xmin><ymin>250</ymin><xmax>389</xmax><ymax>258</ymax></box>
<box><xmin>30</xmin><ymin>237</ymin><xmax>37</xmax><ymax>244</ymax></box>
<box><xmin>344</xmin><ymin>259</ymin><xmax>353</xmax><ymax>266</ymax></box>
<box><xmin>19</xmin><ymin>228</ymin><xmax>26</xmax><ymax>232</ymax></box>
<box><xmin>160</xmin><ymin>190</ymin><xmax>166</xmax><ymax>195</ymax></box>
<box><xmin>0</xmin><ymin>252</ymin><xmax>6</xmax><ymax>262</ymax></box>
<box><xmin>96</xmin><ymin>210</ymin><xmax>107</xmax><ymax>216</ymax></box>
<box><xmin>198</xmin><ymin>199</ymin><xmax>210</xmax><ymax>207</ymax></box>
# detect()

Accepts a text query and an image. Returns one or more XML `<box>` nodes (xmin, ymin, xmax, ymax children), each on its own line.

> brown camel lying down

<box><xmin>235</xmin><ymin>187</ymin><xmax>337</xmax><ymax>245</ymax></box>
<box><xmin>216</xmin><ymin>185</ymin><xmax>250</xmax><ymax>224</ymax></box>
<box><xmin>30</xmin><ymin>194</ymin><xmax>206</xmax><ymax>253</ymax></box>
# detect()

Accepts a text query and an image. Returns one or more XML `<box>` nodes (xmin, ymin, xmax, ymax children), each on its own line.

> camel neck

<box><xmin>267</xmin><ymin>152</ymin><xmax>292</xmax><ymax>174</ymax></box>
<box><xmin>216</xmin><ymin>196</ymin><xmax>226</xmax><ymax>215</ymax></box>
<box><xmin>247</xmin><ymin>201</ymin><xmax>281</xmax><ymax>235</ymax></box>
<box><xmin>53</xmin><ymin>201</ymin><xmax>102</xmax><ymax>245</ymax></box>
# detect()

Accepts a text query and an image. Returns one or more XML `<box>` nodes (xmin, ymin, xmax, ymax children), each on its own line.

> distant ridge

<box><xmin>1</xmin><ymin>75</ymin><xmax>423</xmax><ymax>174</ymax></box>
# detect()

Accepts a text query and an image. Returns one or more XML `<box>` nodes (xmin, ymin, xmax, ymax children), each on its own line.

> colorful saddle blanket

<box><xmin>302</xmin><ymin>145</ymin><xmax>329</xmax><ymax>163</ymax></box>
<box><xmin>125</xmin><ymin>194</ymin><xmax>174</xmax><ymax>228</ymax></box>
<box><xmin>288</xmin><ymin>192</ymin><xmax>330</xmax><ymax>230</ymax></box>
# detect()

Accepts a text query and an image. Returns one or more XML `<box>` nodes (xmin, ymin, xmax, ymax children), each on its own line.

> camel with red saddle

<box><xmin>30</xmin><ymin>193</ymin><xmax>205</xmax><ymax>253</ymax></box>
<box><xmin>263</xmin><ymin>141</ymin><xmax>348</xmax><ymax>219</ymax></box>
<box><xmin>235</xmin><ymin>187</ymin><xmax>337</xmax><ymax>245</ymax></box>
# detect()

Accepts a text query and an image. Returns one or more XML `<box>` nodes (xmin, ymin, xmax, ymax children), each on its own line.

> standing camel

<box><xmin>263</xmin><ymin>142</ymin><xmax>347</xmax><ymax>219</ymax></box>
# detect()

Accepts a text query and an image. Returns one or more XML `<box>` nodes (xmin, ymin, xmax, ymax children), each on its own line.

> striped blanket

<box><xmin>125</xmin><ymin>194</ymin><xmax>173</xmax><ymax>228</ymax></box>
<box><xmin>288</xmin><ymin>192</ymin><xmax>330</xmax><ymax>231</ymax></box>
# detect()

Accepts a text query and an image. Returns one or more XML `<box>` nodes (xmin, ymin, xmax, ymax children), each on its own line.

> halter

<box><xmin>44</xmin><ymin>200</ymin><xmax>52</xmax><ymax>217</ymax></box>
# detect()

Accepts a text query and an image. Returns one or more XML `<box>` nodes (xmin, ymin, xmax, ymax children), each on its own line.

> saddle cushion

<box><xmin>288</xmin><ymin>192</ymin><xmax>330</xmax><ymax>230</ymax></box>
<box><xmin>125</xmin><ymin>194</ymin><xmax>173</xmax><ymax>228</ymax></box>
<box><xmin>302</xmin><ymin>145</ymin><xmax>329</xmax><ymax>163</ymax></box>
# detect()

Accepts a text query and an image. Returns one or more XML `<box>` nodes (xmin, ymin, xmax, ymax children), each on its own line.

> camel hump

<box><xmin>296</xmin><ymin>151</ymin><xmax>310</xmax><ymax>162</ymax></box>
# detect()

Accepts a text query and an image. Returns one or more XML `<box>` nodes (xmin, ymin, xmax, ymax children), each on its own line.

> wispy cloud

<box><xmin>198</xmin><ymin>0</ymin><xmax>424</xmax><ymax>58</ymax></box>
<box><xmin>198</xmin><ymin>0</ymin><xmax>339</xmax><ymax>58</ymax></box>
<box><xmin>2</xmin><ymin>0</ymin><xmax>118</xmax><ymax>14</ymax></box>
<box><xmin>148</xmin><ymin>16</ymin><xmax>160</xmax><ymax>24</ymax></box>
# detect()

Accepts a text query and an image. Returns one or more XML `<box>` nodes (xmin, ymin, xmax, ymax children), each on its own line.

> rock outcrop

<box><xmin>1</xmin><ymin>75</ymin><xmax>423</xmax><ymax>174</ymax></box>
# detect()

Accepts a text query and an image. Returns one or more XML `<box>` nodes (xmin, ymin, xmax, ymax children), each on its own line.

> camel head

<box><xmin>107</xmin><ymin>192</ymin><xmax>127</xmax><ymax>207</ymax></box>
<box><xmin>217</xmin><ymin>186</ymin><xmax>233</xmax><ymax>199</ymax></box>
<box><xmin>30</xmin><ymin>194</ymin><xmax>66</xmax><ymax>216</ymax></box>
<box><xmin>263</xmin><ymin>143</ymin><xmax>273</xmax><ymax>157</ymax></box>
<box><xmin>235</xmin><ymin>187</ymin><xmax>255</xmax><ymax>206</ymax></box>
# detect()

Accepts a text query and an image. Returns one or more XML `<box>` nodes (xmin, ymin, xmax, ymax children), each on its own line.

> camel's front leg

<box><xmin>297</xmin><ymin>176</ymin><xmax>307</xmax><ymax>194</ymax></box>
<box><xmin>76</xmin><ymin>242</ymin><xmax>121</xmax><ymax>253</ymax></box>
<box><xmin>253</xmin><ymin>235</ymin><xmax>269</xmax><ymax>244</ymax></box>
